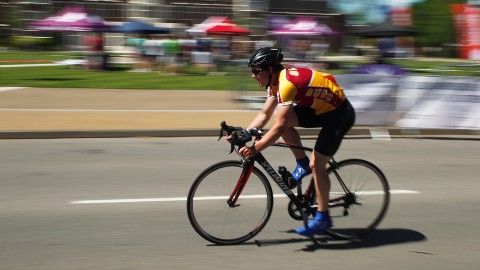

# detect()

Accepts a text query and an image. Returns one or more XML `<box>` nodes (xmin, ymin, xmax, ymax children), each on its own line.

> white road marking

<box><xmin>0</xmin><ymin>108</ymin><xmax>253</xmax><ymax>112</ymax></box>
<box><xmin>70</xmin><ymin>194</ymin><xmax>286</xmax><ymax>204</ymax></box>
<box><xmin>331</xmin><ymin>190</ymin><xmax>419</xmax><ymax>196</ymax></box>
<box><xmin>370</xmin><ymin>128</ymin><xmax>392</xmax><ymax>141</ymax></box>
<box><xmin>0</xmin><ymin>62</ymin><xmax>80</xmax><ymax>68</ymax></box>
<box><xmin>0</xmin><ymin>87</ymin><xmax>28</xmax><ymax>92</ymax></box>
<box><xmin>70</xmin><ymin>189</ymin><xmax>419</xmax><ymax>204</ymax></box>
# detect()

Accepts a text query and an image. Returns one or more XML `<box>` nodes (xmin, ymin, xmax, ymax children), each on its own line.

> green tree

<box><xmin>412</xmin><ymin>0</ymin><xmax>466</xmax><ymax>57</ymax></box>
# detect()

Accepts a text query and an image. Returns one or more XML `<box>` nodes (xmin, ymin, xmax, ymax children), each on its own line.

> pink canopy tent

<box><xmin>267</xmin><ymin>17</ymin><xmax>341</xmax><ymax>36</ymax></box>
<box><xmin>186</xmin><ymin>16</ymin><xmax>251</xmax><ymax>36</ymax></box>
<box><xmin>28</xmin><ymin>6</ymin><xmax>112</xmax><ymax>32</ymax></box>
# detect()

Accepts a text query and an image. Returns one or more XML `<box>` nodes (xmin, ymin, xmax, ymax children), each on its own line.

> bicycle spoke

<box><xmin>326</xmin><ymin>159</ymin><xmax>390</xmax><ymax>240</ymax></box>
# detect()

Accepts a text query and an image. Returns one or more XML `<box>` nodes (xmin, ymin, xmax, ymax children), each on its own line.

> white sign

<box><xmin>395</xmin><ymin>76</ymin><xmax>480</xmax><ymax>129</ymax></box>
<box><xmin>337</xmin><ymin>74</ymin><xmax>400</xmax><ymax>126</ymax></box>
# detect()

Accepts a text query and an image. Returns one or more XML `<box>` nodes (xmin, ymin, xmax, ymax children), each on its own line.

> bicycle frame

<box><xmin>267</xmin><ymin>142</ymin><xmax>354</xmax><ymax>211</ymax></box>
<box><xmin>227</xmin><ymin>141</ymin><xmax>352</xmax><ymax>214</ymax></box>
<box><xmin>227</xmin><ymin>142</ymin><xmax>316</xmax><ymax>215</ymax></box>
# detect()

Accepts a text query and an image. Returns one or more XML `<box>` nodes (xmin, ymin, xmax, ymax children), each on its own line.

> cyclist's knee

<box><xmin>310</xmin><ymin>151</ymin><xmax>330</xmax><ymax>171</ymax></box>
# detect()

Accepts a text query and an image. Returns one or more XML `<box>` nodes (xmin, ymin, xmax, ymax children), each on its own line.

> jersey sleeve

<box><xmin>266</xmin><ymin>85</ymin><xmax>278</xmax><ymax>100</ymax></box>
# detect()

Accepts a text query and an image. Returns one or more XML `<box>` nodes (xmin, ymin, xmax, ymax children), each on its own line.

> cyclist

<box><xmin>236</xmin><ymin>47</ymin><xmax>355</xmax><ymax>236</ymax></box>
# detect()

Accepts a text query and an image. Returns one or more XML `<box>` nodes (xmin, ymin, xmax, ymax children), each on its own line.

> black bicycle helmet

<box><xmin>248</xmin><ymin>47</ymin><xmax>283</xmax><ymax>67</ymax></box>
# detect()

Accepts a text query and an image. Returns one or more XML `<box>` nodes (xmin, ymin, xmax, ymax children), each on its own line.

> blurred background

<box><xmin>1</xmin><ymin>0</ymin><xmax>479</xmax><ymax>130</ymax></box>
<box><xmin>0</xmin><ymin>0</ymin><xmax>475</xmax><ymax>62</ymax></box>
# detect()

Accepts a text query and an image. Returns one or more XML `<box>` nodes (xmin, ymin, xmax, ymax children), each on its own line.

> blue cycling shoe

<box><xmin>295</xmin><ymin>211</ymin><xmax>332</xmax><ymax>236</ymax></box>
<box><xmin>292</xmin><ymin>157</ymin><xmax>312</xmax><ymax>183</ymax></box>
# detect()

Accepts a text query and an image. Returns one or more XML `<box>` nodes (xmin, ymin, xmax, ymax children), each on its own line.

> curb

<box><xmin>0</xmin><ymin>127</ymin><xmax>478</xmax><ymax>139</ymax></box>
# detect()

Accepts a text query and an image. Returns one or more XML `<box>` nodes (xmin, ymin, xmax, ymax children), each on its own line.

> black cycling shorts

<box><xmin>294</xmin><ymin>99</ymin><xmax>355</xmax><ymax>157</ymax></box>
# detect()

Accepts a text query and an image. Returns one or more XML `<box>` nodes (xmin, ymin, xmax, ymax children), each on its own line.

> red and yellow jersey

<box><xmin>267</xmin><ymin>67</ymin><xmax>346</xmax><ymax>115</ymax></box>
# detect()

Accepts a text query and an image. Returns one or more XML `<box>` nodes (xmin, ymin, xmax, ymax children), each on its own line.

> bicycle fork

<box><xmin>226</xmin><ymin>158</ymin><xmax>320</xmax><ymax>245</ymax></box>
<box><xmin>227</xmin><ymin>159</ymin><xmax>254</xmax><ymax>207</ymax></box>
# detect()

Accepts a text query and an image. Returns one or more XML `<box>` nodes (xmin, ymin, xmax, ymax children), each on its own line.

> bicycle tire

<box><xmin>325</xmin><ymin>159</ymin><xmax>390</xmax><ymax>240</ymax></box>
<box><xmin>187</xmin><ymin>160</ymin><xmax>274</xmax><ymax>245</ymax></box>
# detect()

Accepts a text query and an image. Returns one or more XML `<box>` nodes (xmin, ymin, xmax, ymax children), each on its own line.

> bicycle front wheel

<box><xmin>187</xmin><ymin>160</ymin><xmax>273</xmax><ymax>245</ymax></box>
<box><xmin>326</xmin><ymin>159</ymin><xmax>390</xmax><ymax>240</ymax></box>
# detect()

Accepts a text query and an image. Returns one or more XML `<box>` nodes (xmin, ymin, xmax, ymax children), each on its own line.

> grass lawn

<box><xmin>1</xmin><ymin>50</ymin><xmax>479</xmax><ymax>90</ymax></box>
<box><xmin>390</xmin><ymin>59</ymin><xmax>480</xmax><ymax>77</ymax></box>
<box><xmin>0</xmin><ymin>50</ymin><xmax>264</xmax><ymax>90</ymax></box>
<box><xmin>0</xmin><ymin>51</ymin><xmax>82</xmax><ymax>64</ymax></box>
<box><xmin>0</xmin><ymin>65</ymin><xmax>260</xmax><ymax>90</ymax></box>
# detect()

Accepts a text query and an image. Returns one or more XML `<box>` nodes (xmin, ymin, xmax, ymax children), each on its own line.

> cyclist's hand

<box><xmin>224</xmin><ymin>134</ymin><xmax>233</xmax><ymax>143</ymax></box>
<box><xmin>239</xmin><ymin>145</ymin><xmax>257</xmax><ymax>160</ymax></box>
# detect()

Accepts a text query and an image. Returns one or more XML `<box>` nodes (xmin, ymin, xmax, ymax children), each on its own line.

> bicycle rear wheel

<box><xmin>326</xmin><ymin>159</ymin><xmax>390</xmax><ymax>240</ymax></box>
<box><xmin>187</xmin><ymin>160</ymin><xmax>273</xmax><ymax>245</ymax></box>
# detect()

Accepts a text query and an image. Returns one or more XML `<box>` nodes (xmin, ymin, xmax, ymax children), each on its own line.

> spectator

<box><xmin>126</xmin><ymin>36</ymin><xmax>147</xmax><ymax>72</ymax></box>
<box><xmin>84</xmin><ymin>33</ymin><xmax>105</xmax><ymax>70</ymax></box>
<box><xmin>143</xmin><ymin>36</ymin><xmax>160</xmax><ymax>72</ymax></box>
<box><xmin>162</xmin><ymin>36</ymin><xmax>181</xmax><ymax>74</ymax></box>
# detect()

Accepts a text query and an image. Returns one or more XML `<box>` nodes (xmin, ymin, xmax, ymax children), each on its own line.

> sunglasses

<box><xmin>251</xmin><ymin>67</ymin><xmax>266</xmax><ymax>75</ymax></box>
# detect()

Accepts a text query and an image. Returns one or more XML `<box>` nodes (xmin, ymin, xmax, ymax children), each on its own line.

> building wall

<box><xmin>269</xmin><ymin>0</ymin><xmax>328</xmax><ymax>11</ymax></box>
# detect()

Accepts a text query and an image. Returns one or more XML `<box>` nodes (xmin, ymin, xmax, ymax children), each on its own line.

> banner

<box><xmin>450</xmin><ymin>4</ymin><xmax>480</xmax><ymax>60</ymax></box>
<box><xmin>336</xmin><ymin>74</ymin><xmax>400</xmax><ymax>126</ymax></box>
<box><xmin>395</xmin><ymin>76</ymin><xmax>480</xmax><ymax>129</ymax></box>
<box><xmin>391</xmin><ymin>8</ymin><xmax>413</xmax><ymax>27</ymax></box>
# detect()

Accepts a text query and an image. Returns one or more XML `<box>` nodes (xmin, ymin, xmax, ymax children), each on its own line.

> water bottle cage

<box><xmin>278</xmin><ymin>166</ymin><xmax>298</xmax><ymax>189</ymax></box>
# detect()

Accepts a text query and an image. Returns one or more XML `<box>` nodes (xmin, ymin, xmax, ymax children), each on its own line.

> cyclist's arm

<box><xmin>247</xmin><ymin>97</ymin><xmax>277</xmax><ymax>129</ymax></box>
<box><xmin>253</xmin><ymin>105</ymin><xmax>290</xmax><ymax>151</ymax></box>
<box><xmin>240</xmin><ymin>105</ymin><xmax>291</xmax><ymax>159</ymax></box>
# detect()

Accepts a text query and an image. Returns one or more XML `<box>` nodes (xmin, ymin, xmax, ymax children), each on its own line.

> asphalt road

<box><xmin>1</xmin><ymin>136</ymin><xmax>479</xmax><ymax>270</ymax></box>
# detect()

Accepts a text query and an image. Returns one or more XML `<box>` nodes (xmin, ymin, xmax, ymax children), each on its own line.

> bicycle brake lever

<box><xmin>228</xmin><ymin>132</ymin><xmax>237</xmax><ymax>154</ymax></box>
<box><xmin>218</xmin><ymin>121</ymin><xmax>226</xmax><ymax>141</ymax></box>
<box><xmin>218</xmin><ymin>128</ymin><xmax>223</xmax><ymax>141</ymax></box>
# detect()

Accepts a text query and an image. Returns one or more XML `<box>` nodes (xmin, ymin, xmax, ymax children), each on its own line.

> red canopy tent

<box><xmin>186</xmin><ymin>16</ymin><xmax>251</xmax><ymax>36</ymax></box>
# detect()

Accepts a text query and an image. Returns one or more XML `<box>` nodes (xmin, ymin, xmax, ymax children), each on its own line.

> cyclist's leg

<box><xmin>310</xmin><ymin>151</ymin><xmax>331</xmax><ymax>212</ymax></box>
<box><xmin>279</xmin><ymin>109</ymin><xmax>313</xmax><ymax>183</ymax></box>
<box><xmin>282</xmin><ymin>128</ymin><xmax>307</xmax><ymax>160</ymax></box>
<box><xmin>280</xmin><ymin>109</ymin><xmax>305</xmax><ymax>159</ymax></box>
<box><xmin>311</xmin><ymin>99</ymin><xmax>355</xmax><ymax>211</ymax></box>
<box><xmin>295</xmin><ymin>149</ymin><xmax>334</xmax><ymax>236</ymax></box>
<box><xmin>296</xmin><ymin>100</ymin><xmax>355</xmax><ymax>236</ymax></box>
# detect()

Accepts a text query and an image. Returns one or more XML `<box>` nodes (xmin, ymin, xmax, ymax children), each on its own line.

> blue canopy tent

<box><xmin>114</xmin><ymin>20</ymin><xmax>170</xmax><ymax>34</ymax></box>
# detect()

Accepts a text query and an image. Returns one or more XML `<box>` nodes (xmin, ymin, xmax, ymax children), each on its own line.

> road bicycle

<box><xmin>187</xmin><ymin>121</ymin><xmax>390</xmax><ymax>245</ymax></box>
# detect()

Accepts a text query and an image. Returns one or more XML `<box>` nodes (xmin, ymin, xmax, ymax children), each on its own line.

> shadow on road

<box><xmin>252</xmin><ymin>228</ymin><xmax>426</xmax><ymax>252</ymax></box>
